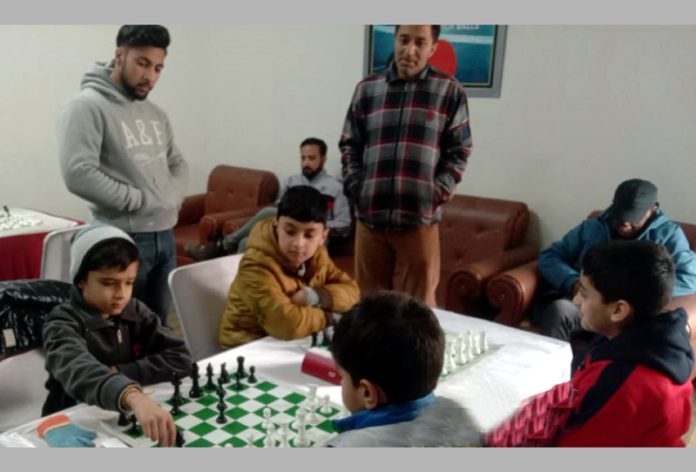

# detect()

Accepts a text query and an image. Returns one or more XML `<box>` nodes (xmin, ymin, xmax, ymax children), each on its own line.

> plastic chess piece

<box><xmin>262</xmin><ymin>407</ymin><xmax>272</xmax><ymax>429</ymax></box>
<box><xmin>481</xmin><ymin>331</ymin><xmax>489</xmax><ymax>352</ymax></box>
<box><xmin>245</xmin><ymin>432</ymin><xmax>255</xmax><ymax>448</ymax></box>
<box><xmin>294</xmin><ymin>423</ymin><xmax>309</xmax><ymax>447</ymax></box>
<box><xmin>189</xmin><ymin>375</ymin><xmax>203</xmax><ymax>398</ymax></box>
<box><xmin>216</xmin><ymin>402</ymin><xmax>227</xmax><ymax>424</ymax></box>
<box><xmin>278</xmin><ymin>421</ymin><xmax>290</xmax><ymax>448</ymax></box>
<box><xmin>236</xmin><ymin>356</ymin><xmax>248</xmax><ymax>378</ymax></box>
<box><xmin>170</xmin><ymin>372</ymin><xmax>183</xmax><ymax>405</ymax></box>
<box><xmin>306</xmin><ymin>384</ymin><xmax>318</xmax><ymax>406</ymax></box>
<box><xmin>219</xmin><ymin>362</ymin><xmax>230</xmax><ymax>384</ymax></box>
<box><xmin>247</xmin><ymin>366</ymin><xmax>257</xmax><ymax>383</ymax></box>
<box><xmin>170</xmin><ymin>396</ymin><xmax>182</xmax><ymax>416</ymax></box>
<box><xmin>319</xmin><ymin>395</ymin><xmax>332</xmax><ymax>415</ymax></box>
<box><xmin>311</xmin><ymin>332</ymin><xmax>318</xmax><ymax>348</ymax></box>
<box><xmin>175</xmin><ymin>428</ymin><xmax>186</xmax><ymax>447</ymax></box>
<box><xmin>307</xmin><ymin>399</ymin><xmax>320</xmax><ymax>425</ymax></box>
<box><xmin>127</xmin><ymin>415</ymin><xmax>141</xmax><ymax>435</ymax></box>
<box><xmin>234</xmin><ymin>372</ymin><xmax>242</xmax><ymax>390</ymax></box>
<box><xmin>205</xmin><ymin>363</ymin><xmax>215</xmax><ymax>390</ymax></box>
<box><xmin>117</xmin><ymin>411</ymin><xmax>129</xmax><ymax>426</ymax></box>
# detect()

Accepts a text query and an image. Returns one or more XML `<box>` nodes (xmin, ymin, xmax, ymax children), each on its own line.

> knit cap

<box><xmin>69</xmin><ymin>225</ymin><xmax>135</xmax><ymax>283</ymax></box>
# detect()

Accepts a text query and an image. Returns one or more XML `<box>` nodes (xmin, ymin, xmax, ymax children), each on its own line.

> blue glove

<box><xmin>37</xmin><ymin>414</ymin><xmax>97</xmax><ymax>447</ymax></box>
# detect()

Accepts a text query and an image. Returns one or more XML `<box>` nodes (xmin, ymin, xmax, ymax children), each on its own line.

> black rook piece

<box><xmin>237</xmin><ymin>356</ymin><xmax>248</xmax><ymax>378</ymax></box>
<box><xmin>205</xmin><ymin>363</ymin><xmax>215</xmax><ymax>390</ymax></box>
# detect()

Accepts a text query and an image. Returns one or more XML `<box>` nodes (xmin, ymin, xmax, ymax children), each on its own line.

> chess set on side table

<box><xmin>100</xmin><ymin>356</ymin><xmax>347</xmax><ymax>448</ymax></box>
<box><xmin>0</xmin><ymin>206</ymin><xmax>42</xmax><ymax>231</ymax></box>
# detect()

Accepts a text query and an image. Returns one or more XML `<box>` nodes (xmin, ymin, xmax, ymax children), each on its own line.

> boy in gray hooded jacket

<box><xmin>57</xmin><ymin>25</ymin><xmax>188</xmax><ymax>326</ymax></box>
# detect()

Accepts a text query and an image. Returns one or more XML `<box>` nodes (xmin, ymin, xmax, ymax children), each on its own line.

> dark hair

<box><xmin>330</xmin><ymin>291</ymin><xmax>444</xmax><ymax>404</ymax></box>
<box><xmin>300</xmin><ymin>137</ymin><xmax>327</xmax><ymax>157</ymax></box>
<box><xmin>581</xmin><ymin>240</ymin><xmax>675</xmax><ymax>319</ymax></box>
<box><xmin>394</xmin><ymin>25</ymin><xmax>441</xmax><ymax>42</ymax></box>
<box><xmin>277</xmin><ymin>185</ymin><xmax>328</xmax><ymax>225</ymax></box>
<box><xmin>74</xmin><ymin>238</ymin><xmax>140</xmax><ymax>285</ymax></box>
<box><xmin>116</xmin><ymin>25</ymin><xmax>170</xmax><ymax>51</ymax></box>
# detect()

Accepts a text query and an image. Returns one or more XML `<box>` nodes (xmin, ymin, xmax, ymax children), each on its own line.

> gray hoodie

<box><xmin>58</xmin><ymin>61</ymin><xmax>188</xmax><ymax>232</ymax></box>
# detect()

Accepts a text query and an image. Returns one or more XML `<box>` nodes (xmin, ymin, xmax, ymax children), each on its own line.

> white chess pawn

<box><xmin>467</xmin><ymin>331</ymin><xmax>475</xmax><ymax>359</ymax></box>
<box><xmin>441</xmin><ymin>343</ymin><xmax>450</xmax><ymax>376</ymax></box>
<box><xmin>319</xmin><ymin>395</ymin><xmax>332</xmax><ymax>415</ymax></box>
<box><xmin>481</xmin><ymin>331</ymin><xmax>489</xmax><ymax>352</ymax></box>
<box><xmin>262</xmin><ymin>407</ymin><xmax>272</xmax><ymax>428</ymax></box>
<box><xmin>263</xmin><ymin>424</ymin><xmax>276</xmax><ymax>448</ymax></box>
<box><xmin>292</xmin><ymin>406</ymin><xmax>307</xmax><ymax>431</ymax></box>
<box><xmin>473</xmin><ymin>333</ymin><xmax>482</xmax><ymax>356</ymax></box>
<box><xmin>294</xmin><ymin>423</ymin><xmax>310</xmax><ymax>447</ymax></box>
<box><xmin>306</xmin><ymin>384</ymin><xmax>318</xmax><ymax>408</ymax></box>
<box><xmin>454</xmin><ymin>334</ymin><xmax>464</xmax><ymax>365</ymax></box>
<box><xmin>307</xmin><ymin>398</ymin><xmax>321</xmax><ymax>425</ymax></box>
<box><xmin>278</xmin><ymin>421</ymin><xmax>290</xmax><ymax>448</ymax></box>
<box><xmin>245</xmin><ymin>432</ymin><xmax>255</xmax><ymax>448</ymax></box>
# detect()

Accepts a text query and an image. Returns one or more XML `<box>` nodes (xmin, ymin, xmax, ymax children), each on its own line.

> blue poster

<box><xmin>370</xmin><ymin>25</ymin><xmax>500</xmax><ymax>88</ymax></box>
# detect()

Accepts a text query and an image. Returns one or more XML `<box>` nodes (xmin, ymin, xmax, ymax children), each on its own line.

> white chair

<box><xmin>40</xmin><ymin>225</ymin><xmax>86</xmax><ymax>282</ymax></box>
<box><xmin>168</xmin><ymin>254</ymin><xmax>243</xmax><ymax>361</ymax></box>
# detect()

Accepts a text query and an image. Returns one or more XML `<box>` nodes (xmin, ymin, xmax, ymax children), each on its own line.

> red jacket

<box><xmin>486</xmin><ymin>308</ymin><xmax>694</xmax><ymax>447</ymax></box>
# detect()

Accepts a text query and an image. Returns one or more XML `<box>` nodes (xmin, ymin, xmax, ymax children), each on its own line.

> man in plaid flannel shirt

<box><xmin>339</xmin><ymin>25</ymin><xmax>472</xmax><ymax>307</ymax></box>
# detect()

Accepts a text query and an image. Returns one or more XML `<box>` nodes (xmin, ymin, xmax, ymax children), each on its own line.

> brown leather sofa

<box><xmin>331</xmin><ymin>194</ymin><xmax>536</xmax><ymax>314</ymax></box>
<box><xmin>173</xmin><ymin>165</ymin><xmax>279</xmax><ymax>266</ymax></box>
<box><xmin>486</xmin><ymin>212</ymin><xmax>696</xmax><ymax>379</ymax></box>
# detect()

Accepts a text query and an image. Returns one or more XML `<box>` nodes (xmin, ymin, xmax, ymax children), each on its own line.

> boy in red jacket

<box><xmin>486</xmin><ymin>239</ymin><xmax>694</xmax><ymax>447</ymax></box>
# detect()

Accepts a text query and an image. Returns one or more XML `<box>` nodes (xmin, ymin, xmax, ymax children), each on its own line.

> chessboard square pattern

<box><xmin>252</xmin><ymin>406</ymin><xmax>279</xmax><ymax>418</ymax></box>
<box><xmin>193</xmin><ymin>408</ymin><xmax>218</xmax><ymax>421</ymax></box>
<box><xmin>175</xmin><ymin>415</ymin><xmax>201</xmax><ymax>429</ymax></box>
<box><xmin>187</xmin><ymin>437</ymin><xmax>215</xmax><ymax>448</ymax></box>
<box><xmin>196</xmin><ymin>396</ymin><xmax>218</xmax><ymax>407</ymax></box>
<box><xmin>202</xmin><ymin>429</ymin><xmax>230</xmax><ymax>444</ymax></box>
<box><xmin>225</xmin><ymin>406</ymin><xmax>249</xmax><ymax>420</ymax></box>
<box><xmin>221</xmin><ymin>421</ymin><xmax>249</xmax><ymax>435</ymax></box>
<box><xmin>190</xmin><ymin>422</ymin><xmax>217</xmax><ymax>436</ymax></box>
<box><xmin>283</xmin><ymin>392</ymin><xmax>305</xmax><ymax>404</ymax></box>
<box><xmin>226</xmin><ymin>393</ymin><xmax>249</xmax><ymax>405</ymax></box>
<box><xmin>255</xmin><ymin>393</ymin><xmax>279</xmax><ymax>405</ymax></box>
<box><xmin>221</xmin><ymin>437</ymin><xmax>246</xmax><ymax>448</ymax></box>
<box><xmin>253</xmin><ymin>381</ymin><xmax>277</xmax><ymax>392</ymax></box>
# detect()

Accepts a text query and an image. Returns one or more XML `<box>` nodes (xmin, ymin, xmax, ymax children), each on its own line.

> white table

<box><xmin>0</xmin><ymin>308</ymin><xmax>571</xmax><ymax>447</ymax></box>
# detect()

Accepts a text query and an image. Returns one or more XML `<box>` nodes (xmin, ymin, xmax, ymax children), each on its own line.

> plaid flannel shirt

<box><xmin>340</xmin><ymin>63</ymin><xmax>472</xmax><ymax>230</ymax></box>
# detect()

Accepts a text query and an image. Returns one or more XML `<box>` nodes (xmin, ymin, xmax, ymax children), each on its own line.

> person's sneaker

<box><xmin>184</xmin><ymin>241</ymin><xmax>225</xmax><ymax>261</ymax></box>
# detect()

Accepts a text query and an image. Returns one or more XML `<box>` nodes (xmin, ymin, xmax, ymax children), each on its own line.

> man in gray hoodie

<box><xmin>58</xmin><ymin>25</ymin><xmax>188</xmax><ymax>326</ymax></box>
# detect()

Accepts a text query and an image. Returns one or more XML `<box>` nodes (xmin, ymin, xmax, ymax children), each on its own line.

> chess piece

<box><xmin>170</xmin><ymin>372</ymin><xmax>183</xmax><ymax>405</ymax></box>
<box><xmin>454</xmin><ymin>334</ymin><xmax>465</xmax><ymax>365</ymax></box>
<box><xmin>236</xmin><ymin>356</ymin><xmax>248</xmax><ymax>378</ymax></box>
<box><xmin>278</xmin><ymin>421</ymin><xmax>290</xmax><ymax>448</ymax></box>
<box><xmin>474</xmin><ymin>333</ymin><xmax>482</xmax><ymax>355</ymax></box>
<box><xmin>247</xmin><ymin>366</ymin><xmax>257</xmax><ymax>384</ymax></box>
<box><xmin>481</xmin><ymin>331</ymin><xmax>489</xmax><ymax>352</ymax></box>
<box><xmin>234</xmin><ymin>372</ymin><xmax>242</xmax><ymax>390</ymax></box>
<box><xmin>292</xmin><ymin>406</ymin><xmax>307</xmax><ymax>431</ymax></box>
<box><xmin>319</xmin><ymin>395</ymin><xmax>332</xmax><ymax>415</ymax></box>
<box><xmin>219</xmin><ymin>362</ymin><xmax>230</xmax><ymax>384</ymax></box>
<box><xmin>127</xmin><ymin>415</ymin><xmax>141</xmax><ymax>435</ymax></box>
<box><xmin>118</xmin><ymin>411</ymin><xmax>129</xmax><ymax>426</ymax></box>
<box><xmin>189</xmin><ymin>375</ymin><xmax>203</xmax><ymax>398</ymax></box>
<box><xmin>216</xmin><ymin>402</ymin><xmax>227</xmax><ymax>424</ymax></box>
<box><xmin>294</xmin><ymin>423</ymin><xmax>309</xmax><ymax>447</ymax></box>
<box><xmin>170</xmin><ymin>395</ymin><xmax>182</xmax><ymax>416</ymax></box>
<box><xmin>311</xmin><ymin>332</ymin><xmax>318</xmax><ymax>348</ymax></box>
<box><xmin>306</xmin><ymin>384</ymin><xmax>318</xmax><ymax>406</ymax></box>
<box><xmin>245</xmin><ymin>432</ymin><xmax>255</xmax><ymax>448</ymax></box>
<box><xmin>307</xmin><ymin>399</ymin><xmax>320</xmax><ymax>425</ymax></box>
<box><xmin>205</xmin><ymin>363</ymin><xmax>215</xmax><ymax>390</ymax></box>
<box><xmin>263</xmin><ymin>423</ymin><xmax>276</xmax><ymax>448</ymax></box>
<box><xmin>175</xmin><ymin>428</ymin><xmax>186</xmax><ymax>447</ymax></box>
<box><xmin>262</xmin><ymin>407</ymin><xmax>272</xmax><ymax>429</ymax></box>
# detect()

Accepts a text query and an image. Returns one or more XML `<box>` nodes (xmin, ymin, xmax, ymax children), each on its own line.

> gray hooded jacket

<box><xmin>58</xmin><ymin>61</ymin><xmax>188</xmax><ymax>232</ymax></box>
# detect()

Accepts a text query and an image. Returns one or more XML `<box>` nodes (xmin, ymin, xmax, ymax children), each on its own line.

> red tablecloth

<box><xmin>0</xmin><ymin>208</ymin><xmax>81</xmax><ymax>281</ymax></box>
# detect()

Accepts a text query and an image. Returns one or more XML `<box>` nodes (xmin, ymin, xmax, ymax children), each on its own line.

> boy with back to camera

<box><xmin>218</xmin><ymin>185</ymin><xmax>360</xmax><ymax>349</ymax></box>
<box><xmin>40</xmin><ymin>225</ymin><xmax>192</xmax><ymax>447</ymax></box>
<box><xmin>485</xmin><ymin>240</ymin><xmax>694</xmax><ymax>447</ymax></box>
<box><xmin>324</xmin><ymin>291</ymin><xmax>479</xmax><ymax>447</ymax></box>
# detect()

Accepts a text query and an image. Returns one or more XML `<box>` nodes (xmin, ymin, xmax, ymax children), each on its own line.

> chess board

<box><xmin>100</xmin><ymin>374</ymin><xmax>346</xmax><ymax>448</ymax></box>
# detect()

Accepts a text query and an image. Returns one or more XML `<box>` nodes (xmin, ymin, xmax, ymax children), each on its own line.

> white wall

<box><xmin>1</xmin><ymin>25</ymin><xmax>695</xmax><ymax>247</ymax></box>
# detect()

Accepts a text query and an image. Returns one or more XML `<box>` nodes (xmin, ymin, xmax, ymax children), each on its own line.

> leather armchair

<box><xmin>174</xmin><ymin>165</ymin><xmax>279</xmax><ymax>266</ymax></box>
<box><xmin>438</xmin><ymin>194</ymin><xmax>537</xmax><ymax>315</ymax></box>
<box><xmin>486</xmin><ymin>212</ymin><xmax>696</xmax><ymax>379</ymax></box>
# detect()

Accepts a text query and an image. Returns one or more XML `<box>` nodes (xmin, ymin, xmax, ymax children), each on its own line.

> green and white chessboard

<box><xmin>100</xmin><ymin>374</ymin><xmax>346</xmax><ymax>448</ymax></box>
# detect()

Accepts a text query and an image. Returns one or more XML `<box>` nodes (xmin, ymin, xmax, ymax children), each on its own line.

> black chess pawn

<box><xmin>311</xmin><ymin>332</ymin><xmax>318</xmax><ymax>348</ymax></box>
<box><xmin>189</xmin><ymin>374</ymin><xmax>203</xmax><ymax>398</ymax></box>
<box><xmin>171</xmin><ymin>396</ymin><xmax>182</xmax><ymax>416</ymax></box>
<box><xmin>175</xmin><ymin>428</ymin><xmax>186</xmax><ymax>447</ymax></box>
<box><xmin>236</xmin><ymin>356</ymin><xmax>248</xmax><ymax>378</ymax></box>
<box><xmin>118</xmin><ymin>411</ymin><xmax>130</xmax><ymax>426</ymax></box>
<box><xmin>191</xmin><ymin>362</ymin><xmax>200</xmax><ymax>380</ymax></box>
<box><xmin>219</xmin><ymin>362</ymin><xmax>230</xmax><ymax>383</ymax></box>
<box><xmin>248</xmin><ymin>366</ymin><xmax>257</xmax><ymax>384</ymax></box>
<box><xmin>170</xmin><ymin>372</ymin><xmax>183</xmax><ymax>405</ymax></box>
<box><xmin>127</xmin><ymin>415</ymin><xmax>141</xmax><ymax>435</ymax></box>
<box><xmin>216</xmin><ymin>401</ymin><xmax>228</xmax><ymax>424</ymax></box>
<box><xmin>204</xmin><ymin>363</ymin><xmax>215</xmax><ymax>390</ymax></box>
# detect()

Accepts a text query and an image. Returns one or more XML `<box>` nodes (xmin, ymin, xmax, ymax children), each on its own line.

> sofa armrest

<box><xmin>220</xmin><ymin>207</ymin><xmax>271</xmax><ymax>236</ymax></box>
<box><xmin>199</xmin><ymin>208</ymin><xmax>263</xmax><ymax>242</ymax></box>
<box><xmin>444</xmin><ymin>244</ymin><xmax>538</xmax><ymax>315</ymax></box>
<box><xmin>176</xmin><ymin>193</ymin><xmax>206</xmax><ymax>227</ymax></box>
<box><xmin>486</xmin><ymin>260</ymin><xmax>540</xmax><ymax>327</ymax></box>
<box><xmin>665</xmin><ymin>293</ymin><xmax>696</xmax><ymax>380</ymax></box>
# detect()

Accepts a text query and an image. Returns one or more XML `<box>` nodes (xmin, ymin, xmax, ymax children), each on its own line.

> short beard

<box><xmin>120</xmin><ymin>70</ymin><xmax>148</xmax><ymax>101</ymax></box>
<box><xmin>302</xmin><ymin>168</ymin><xmax>321</xmax><ymax>180</ymax></box>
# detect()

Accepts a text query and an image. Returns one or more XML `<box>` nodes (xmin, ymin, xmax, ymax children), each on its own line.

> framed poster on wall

<box><xmin>365</xmin><ymin>25</ymin><xmax>507</xmax><ymax>98</ymax></box>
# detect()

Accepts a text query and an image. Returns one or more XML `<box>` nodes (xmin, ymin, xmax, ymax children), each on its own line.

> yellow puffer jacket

<box><xmin>219</xmin><ymin>218</ymin><xmax>360</xmax><ymax>349</ymax></box>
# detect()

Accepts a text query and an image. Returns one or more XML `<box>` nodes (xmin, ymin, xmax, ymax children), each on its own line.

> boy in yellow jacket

<box><xmin>219</xmin><ymin>186</ymin><xmax>360</xmax><ymax>348</ymax></box>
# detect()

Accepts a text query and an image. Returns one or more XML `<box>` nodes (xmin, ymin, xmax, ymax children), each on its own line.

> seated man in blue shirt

<box><xmin>535</xmin><ymin>178</ymin><xmax>696</xmax><ymax>342</ymax></box>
